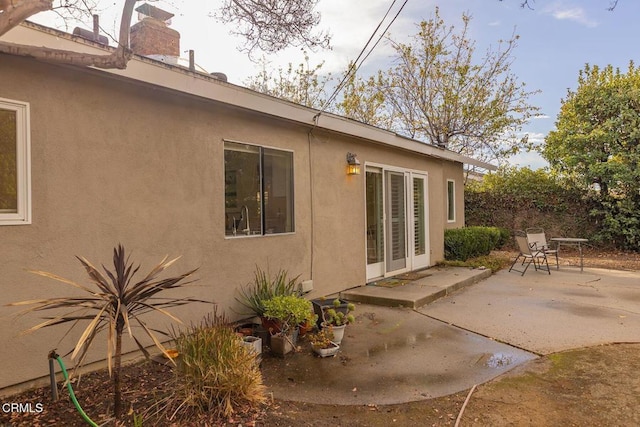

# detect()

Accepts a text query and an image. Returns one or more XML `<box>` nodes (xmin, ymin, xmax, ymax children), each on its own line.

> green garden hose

<box><xmin>48</xmin><ymin>351</ymin><xmax>99</xmax><ymax>427</ymax></box>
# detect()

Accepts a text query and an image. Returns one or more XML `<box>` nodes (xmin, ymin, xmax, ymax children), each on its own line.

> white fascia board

<box><xmin>5</xmin><ymin>22</ymin><xmax>496</xmax><ymax>171</ymax></box>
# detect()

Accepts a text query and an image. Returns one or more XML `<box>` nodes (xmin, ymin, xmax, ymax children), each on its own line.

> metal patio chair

<box><xmin>526</xmin><ymin>227</ymin><xmax>559</xmax><ymax>270</ymax></box>
<box><xmin>509</xmin><ymin>230</ymin><xmax>551</xmax><ymax>276</ymax></box>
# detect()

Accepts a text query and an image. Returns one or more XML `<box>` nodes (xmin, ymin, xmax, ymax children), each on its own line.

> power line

<box><xmin>317</xmin><ymin>0</ymin><xmax>409</xmax><ymax>116</ymax></box>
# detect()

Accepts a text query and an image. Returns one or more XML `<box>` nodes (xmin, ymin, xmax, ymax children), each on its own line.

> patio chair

<box><xmin>509</xmin><ymin>230</ymin><xmax>551</xmax><ymax>276</ymax></box>
<box><xmin>526</xmin><ymin>227</ymin><xmax>559</xmax><ymax>270</ymax></box>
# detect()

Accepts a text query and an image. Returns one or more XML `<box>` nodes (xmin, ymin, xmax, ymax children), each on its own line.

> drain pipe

<box><xmin>48</xmin><ymin>350</ymin><xmax>99</xmax><ymax>427</ymax></box>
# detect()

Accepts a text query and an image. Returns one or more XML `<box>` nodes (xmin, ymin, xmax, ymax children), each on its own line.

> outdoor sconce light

<box><xmin>346</xmin><ymin>152</ymin><xmax>361</xmax><ymax>175</ymax></box>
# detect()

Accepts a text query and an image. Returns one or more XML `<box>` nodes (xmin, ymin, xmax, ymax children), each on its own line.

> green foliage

<box><xmin>465</xmin><ymin>166</ymin><xmax>596</xmax><ymax>243</ymax></box>
<box><xmin>444</xmin><ymin>226</ymin><xmax>509</xmax><ymax>261</ymax></box>
<box><xmin>337</xmin><ymin>7</ymin><xmax>539</xmax><ymax>164</ymax></box>
<box><xmin>171</xmin><ymin>312</ymin><xmax>266</xmax><ymax>418</ymax></box>
<box><xmin>544</xmin><ymin>62</ymin><xmax>640</xmax><ymax>250</ymax></box>
<box><xmin>321</xmin><ymin>300</ymin><xmax>355</xmax><ymax>326</ymax></box>
<box><xmin>244</xmin><ymin>52</ymin><xmax>333</xmax><ymax>109</ymax></box>
<box><xmin>235</xmin><ymin>266</ymin><xmax>300</xmax><ymax>316</ymax></box>
<box><xmin>262</xmin><ymin>295</ymin><xmax>313</xmax><ymax>334</ymax></box>
<box><xmin>308</xmin><ymin>327</ymin><xmax>335</xmax><ymax>349</ymax></box>
<box><xmin>337</xmin><ymin>68</ymin><xmax>393</xmax><ymax>129</ymax></box>
<box><xmin>8</xmin><ymin>245</ymin><xmax>205</xmax><ymax>419</ymax></box>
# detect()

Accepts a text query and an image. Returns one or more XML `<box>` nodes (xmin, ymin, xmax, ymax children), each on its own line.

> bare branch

<box><xmin>216</xmin><ymin>0</ymin><xmax>330</xmax><ymax>56</ymax></box>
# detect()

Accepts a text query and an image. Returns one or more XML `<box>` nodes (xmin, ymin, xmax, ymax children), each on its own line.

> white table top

<box><xmin>550</xmin><ymin>237</ymin><xmax>589</xmax><ymax>243</ymax></box>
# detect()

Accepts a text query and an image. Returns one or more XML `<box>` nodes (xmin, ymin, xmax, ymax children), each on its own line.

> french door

<box><xmin>366</xmin><ymin>166</ymin><xmax>429</xmax><ymax>281</ymax></box>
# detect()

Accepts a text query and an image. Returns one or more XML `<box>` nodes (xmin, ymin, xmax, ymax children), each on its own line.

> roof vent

<box><xmin>73</xmin><ymin>14</ymin><xmax>108</xmax><ymax>45</ymax></box>
<box><xmin>211</xmin><ymin>72</ymin><xmax>228</xmax><ymax>82</ymax></box>
<box><xmin>73</xmin><ymin>27</ymin><xmax>109</xmax><ymax>45</ymax></box>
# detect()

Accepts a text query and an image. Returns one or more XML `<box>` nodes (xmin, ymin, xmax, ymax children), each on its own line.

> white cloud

<box><xmin>533</xmin><ymin>114</ymin><xmax>550</xmax><ymax>120</ymax></box>
<box><xmin>488</xmin><ymin>21</ymin><xmax>501</xmax><ymax>27</ymax></box>
<box><xmin>506</xmin><ymin>150</ymin><xmax>549</xmax><ymax>170</ymax></box>
<box><xmin>543</xmin><ymin>3</ymin><xmax>598</xmax><ymax>28</ymax></box>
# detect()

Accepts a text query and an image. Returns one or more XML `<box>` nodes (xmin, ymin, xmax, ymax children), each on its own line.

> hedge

<box><xmin>444</xmin><ymin>226</ymin><xmax>509</xmax><ymax>261</ymax></box>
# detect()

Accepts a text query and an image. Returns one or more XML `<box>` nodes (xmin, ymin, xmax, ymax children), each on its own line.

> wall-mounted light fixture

<box><xmin>346</xmin><ymin>152</ymin><xmax>361</xmax><ymax>175</ymax></box>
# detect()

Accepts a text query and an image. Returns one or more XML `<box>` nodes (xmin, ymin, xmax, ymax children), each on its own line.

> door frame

<box><xmin>364</xmin><ymin>162</ymin><xmax>430</xmax><ymax>282</ymax></box>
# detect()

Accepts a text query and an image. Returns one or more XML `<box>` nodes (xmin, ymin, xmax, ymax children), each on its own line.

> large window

<box><xmin>0</xmin><ymin>98</ymin><xmax>30</xmax><ymax>225</ymax></box>
<box><xmin>224</xmin><ymin>141</ymin><xmax>294</xmax><ymax>236</ymax></box>
<box><xmin>447</xmin><ymin>179</ymin><xmax>455</xmax><ymax>223</ymax></box>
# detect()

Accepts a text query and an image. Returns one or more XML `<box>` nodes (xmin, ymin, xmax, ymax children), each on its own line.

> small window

<box><xmin>0</xmin><ymin>98</ymin><xmax>31</xmax><ymax>225</ymax></box>
<box><xmin>224</xmin><ymin>141</ymin><xmax>294</xmax><ymax>236</ymax></box>
<box><xmin>447</xmin><ymin>179</ymin><xmax>455</xmax><ymax>223</ymax></box>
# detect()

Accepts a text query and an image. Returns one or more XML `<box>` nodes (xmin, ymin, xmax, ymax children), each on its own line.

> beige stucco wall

<box><xmin>0</xmin><ymin>54</ymin><xmax>463</xmax><ymax>390</ymax></box>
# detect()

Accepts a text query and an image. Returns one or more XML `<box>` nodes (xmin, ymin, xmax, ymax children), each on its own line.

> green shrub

<box><xmin>262</xmin><ymin>295</ymin><xmax>313</xmax><ymax>334</ymax></box>
<box><xmin>465</xmin><ymin>166</ymin><xmax>598</xmax><ymax>246</ymax></box>
<box><xmin>444</xmin><ymin>226</ymin><xmax>509</xmax><ymax>261</ymax></box>
<box><xmin>235</xmin><ymin>266</ymin><xmax>300</xmax><ymax>316</ymax></box>
<box><xmin>170</xmin><ymin>312</ymin><xmax>266</xmax><ymax>418</ymax></box>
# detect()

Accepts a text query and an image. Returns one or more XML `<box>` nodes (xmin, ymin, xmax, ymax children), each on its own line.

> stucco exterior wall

<box><xmin>0</xmin><ymin>54</ymin><xmax>463</xmax><ymax>390</ymax></box>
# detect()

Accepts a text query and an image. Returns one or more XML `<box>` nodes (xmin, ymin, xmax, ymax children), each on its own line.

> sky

<box><xmin>29</xmin><ymin>0</ymin><xmax>640</xmax><ymax>169</ymax></box>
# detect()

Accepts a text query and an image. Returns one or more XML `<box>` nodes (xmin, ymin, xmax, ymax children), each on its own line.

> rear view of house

<box><xmin>0</xmin><ymin>15</ymin><xmax>493</xmax><ymax>392</ymax></box>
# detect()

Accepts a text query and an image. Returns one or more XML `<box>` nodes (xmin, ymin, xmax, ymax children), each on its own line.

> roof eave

<box><xmin>4</xmin><ymin>21</ymin><xmax>496</xmax><ymax>171</ymax></box>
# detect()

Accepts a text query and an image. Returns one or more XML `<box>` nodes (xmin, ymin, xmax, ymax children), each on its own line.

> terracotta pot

<box><xmin>260</xmin><ymin>317</ymin><xmax>282</xmax><ymax>334</ymax></box>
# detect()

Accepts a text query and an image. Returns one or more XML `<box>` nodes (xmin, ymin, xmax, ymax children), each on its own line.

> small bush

<box><xmin>445</xmin><ymin>226</ymin><xmax>509</xmax><ymax>261</ymax></box>
<box><xmin>170</xmin><ymin>312</ymin><xmax>266</xmax><ymax>418</ymax></box>
<box><xmin>235</xmin><ymin>266</ymin><xmax>300</xmax><ymax>316</ymax></box>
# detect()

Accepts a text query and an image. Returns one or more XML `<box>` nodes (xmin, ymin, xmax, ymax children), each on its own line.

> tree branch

<box><xmin>0</xmin><ymin>40</ymin><xmax>131</xmax><ymax>68</ymax></box>
<box><xmin>0</xmin><ymin>0</ymin><xmax>136</xmax><ymax>69</ymax></box>
<box><xmin>0</xmin><ymin>0</ymin><xmax>53</xmax><ymax>37</ymax></box>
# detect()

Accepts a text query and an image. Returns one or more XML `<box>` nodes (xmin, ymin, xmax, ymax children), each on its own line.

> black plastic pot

<box><xmin>311</xmin><ymin>298</ymin><xmax>349</xmax><ymax>329</ymax></box>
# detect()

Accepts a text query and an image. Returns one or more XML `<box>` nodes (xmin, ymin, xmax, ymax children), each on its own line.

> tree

<box><xmin>338</xmin><ymin>67</ymin><xmax>394</xmax><ymax>130</ymax></box>
<box><xmin>0</xmin><ymin>0</ymin><xmax>330</xmax><ymax>69</ymax></box>
<box><xmin>544</xmin><ymin>63</ymin><xmax>640</xmax><ymax>249</ymax></box>
<box><xmin>216</xmin><ymin>0</ymin><xmax>329</xmax><ymax>57</ymax></box>
<box><xmin>244</xmin><ymin>53</ymin><xmax>333</xmax><ymax>109</ymax></box>
<box><xmin>340</xmin><ymin>8</ymin><xmax>539</xmax><ymax>165</ymax></box>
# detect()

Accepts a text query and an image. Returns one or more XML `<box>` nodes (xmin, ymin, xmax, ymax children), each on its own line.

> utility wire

<box><xmin>317</xmin><ymin>0</ymin><xmax>409</xmax><ymax>116</ymax></box>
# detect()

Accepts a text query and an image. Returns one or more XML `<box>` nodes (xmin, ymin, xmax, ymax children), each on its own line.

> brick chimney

<box><xmin>130</xmin><ymin>3</ymin><xmax>179</xmax><ymax>56</ymax></box>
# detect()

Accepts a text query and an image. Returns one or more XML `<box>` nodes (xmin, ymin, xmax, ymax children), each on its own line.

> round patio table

<box><xmin>550</xmin><ymin>237</ymin><xmax>589</xmax><ymax>272</ymax></box>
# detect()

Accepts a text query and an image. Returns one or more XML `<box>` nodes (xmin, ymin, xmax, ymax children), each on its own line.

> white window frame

<box><xmin>447</xmin><ymin>179</ymin><xmax>456</xmax><ymax>223</ymax></box>
<box><xmin>0</xmin><ymin>97</ymin><xmax>31</xmax><ymax>225</ymax></box>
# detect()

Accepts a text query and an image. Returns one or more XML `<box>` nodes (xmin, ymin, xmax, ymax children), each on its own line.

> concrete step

<box><xmin>341</xmin><ymin>267</ymin><xmax>492</xmax><ymax>309</ymax></box>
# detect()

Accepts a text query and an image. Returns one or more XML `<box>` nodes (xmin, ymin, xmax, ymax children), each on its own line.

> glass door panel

<box><xmin>386</xmin><ymin>171</ymin><xmax>407</xmax><ymax>273</ymax></box>
<box><xmin>366</xmin><ymin>169</ymin><xmax>384</xmax><ymax>280</ymax></box>
<box><xmin>411</xmin><ymin>174</ymin><xmax>430</xmax><ymax>269</ymax></box>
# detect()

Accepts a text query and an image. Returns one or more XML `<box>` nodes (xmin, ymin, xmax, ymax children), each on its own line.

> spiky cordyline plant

<box><xmin>8</xmin><ymin>244</ymin><xmax>207</xmax><ymax>419</ymax></box>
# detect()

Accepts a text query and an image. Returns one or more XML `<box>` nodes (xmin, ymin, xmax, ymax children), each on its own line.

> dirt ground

<box><xmin>2</xmin><ymin>250</ymin><xmax>639</xmax><ymax>426</ymax></box>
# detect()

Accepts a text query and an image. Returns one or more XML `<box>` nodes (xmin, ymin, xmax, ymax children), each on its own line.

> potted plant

<box><xmin>308</xmin><ymin>327</ymin><xmax>339</xmax><ymax>358</ymax></box>
<box><xmin>262</xmin><ymin>295</ymin><xmax>313</xmax><ymax>355</ymax></box>
<box><xmin>235</xmin><ymin>267</ymin><xmax>300</xmax><ymax>318</ymax></box>
<box><xmin>311</xmin><ymin>297</ymin><xmax>351</xmax><ymax>328</ymax></box>
<box><xmin>320</xmin><ymin>299</ymin><xmax>355</xmax><ymax>345</ymax></box>
<box><xmin>235</xmin><ymin>267</ymin><xmax>301</xmax><ymax>345</ymax></box>
<box><xmin>298</xmin><ymin>312</ymin><xmax>318</xmax><ymax>338</ymax></box>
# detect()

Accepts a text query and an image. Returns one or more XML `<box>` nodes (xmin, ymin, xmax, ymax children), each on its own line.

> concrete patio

<box><xmin>261</xmin><ymin>265</ymin><xmax>640</xmax><ymax>405</ymax></box>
